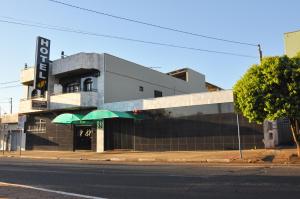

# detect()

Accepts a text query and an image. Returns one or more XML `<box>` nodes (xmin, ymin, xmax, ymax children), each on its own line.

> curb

<box><xmin>2</xmin><ymin>155</ymin><xmax>232</xmax><ymax>163</ymax></box>
<box><xmin>207</xmin><ymin>159</ymin><xmax>231</xmax><ymax>163</ymax></box>
<box><xmin>2</xmin><ymin>155</ymin><xmax>300</xmax><ymax>166</ymax></box>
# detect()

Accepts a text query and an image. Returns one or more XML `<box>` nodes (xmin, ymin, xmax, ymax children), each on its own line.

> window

<box><xmin>27</xmin><ymin>119</ymin><xmax>46</xmax><ymax>133</ymax></box>
<box><xmin>31</xmin><ymin>89</ymin><xmax>38</xmax><ymax>98</ymax></box>
<box><xmin>269</xmin><ymin>133</ymin><xmax>273</xmax><ymax>140</ymax></box>
<box><xmin>154</xmin><ymin>90</ymin><xmax>162</xmax><ymax>98</ymax></box>
<box><xmin>65</xmin><ymin>82</ymin><xmax>80</xmax><ymax>93</ymax></box>
<box><xmin>139</xmin><ymin>86</ymin><xmax>144</xmax><ymax>92</ymax></box>
<box><xmin>84</xmin><ymin>78</ymin><xmax>93</xmax><ymax>91</ymax></box>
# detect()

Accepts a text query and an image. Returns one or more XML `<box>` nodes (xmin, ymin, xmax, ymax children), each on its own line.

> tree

<box><xmin>233</xmin><ymin>54</ymin><xmax>300</xmax><ymax>156</ymax></box>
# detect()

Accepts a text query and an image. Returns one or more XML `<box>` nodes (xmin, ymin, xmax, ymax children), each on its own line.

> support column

<box><xmin>96</xmin><ymin>120</ymin><xmax>104</xmax><ymax>153</ymax></box>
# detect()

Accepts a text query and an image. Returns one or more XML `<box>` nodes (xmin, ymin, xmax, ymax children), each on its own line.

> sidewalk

<box><xmin>1</xmin><ymin>148</ymin><xmax>300</xmax><ymax>164</ymax></box>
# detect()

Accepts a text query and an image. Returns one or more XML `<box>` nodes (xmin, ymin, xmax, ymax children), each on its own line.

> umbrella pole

<box><xmin>133</xmin><ymin>119</ymin><xmax>135</xmax><ymax>152</ymax></box>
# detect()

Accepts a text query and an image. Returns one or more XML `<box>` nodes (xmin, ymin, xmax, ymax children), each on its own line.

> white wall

<box><xmin>103</xmin><ymin>90</ymin><xmax>234</xmax><ymax>112</ymax></box>
<box><xmin>104</xmin><ymin>54</ymin><xmax>207</xmax><ymax>103</ymax></box>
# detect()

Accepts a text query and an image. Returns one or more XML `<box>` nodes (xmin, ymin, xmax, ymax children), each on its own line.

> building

<box><xmin>17</xmin><ymin>37</ymin><xmax>266</xmax><ymax>152</ymax></box>
<box><xmin>0</xmin><ymin>114</ymin><xmax>25</xmax><ymax>151</ymax></box>
<box><xmin>284</xmin><ymin>29</ymin><xmax>300</xmax><ymax>57</ymax></box>
<box><xmin>262</xmin><ymin>30</ymin><xmax>300</xmax><ymax>148</ymax></box>
<box><xmin>19</xmin><ymin>50</ymin><xmax>265</xmax><ymax>152</ymax></box>
<box><xmin>19</xmin><ymin>52</ymin><xmax>227</xmax><ymax>151</ymax></box>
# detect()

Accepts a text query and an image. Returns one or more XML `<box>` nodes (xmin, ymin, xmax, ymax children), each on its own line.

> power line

<box><xmin>0</xmin><ymin>80</ymin><xmax>19</xmax><ymax>84</ymax></box>
<box><xmin>48</xmin><ymin>0</ymin><xmax>258</xmax><ymax>47</ymax></box>
<box><xmin>0</xmin><ymin>85</ymin><xmax>21</xmax><ymax>89</ymax></box>
<box><xmin>0</xmin><ymin>18</ymin><xmax>257</xmax><ymax>58</ymax></box>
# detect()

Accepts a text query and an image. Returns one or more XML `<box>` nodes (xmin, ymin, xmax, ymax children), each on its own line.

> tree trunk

<box><xmin>290</xmin><ymin>118</ymin><xmax>300</xmax><ymax>157</ymax></box>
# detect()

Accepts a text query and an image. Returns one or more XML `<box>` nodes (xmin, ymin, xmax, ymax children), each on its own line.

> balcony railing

<box><xmin>50</xmin><ymin>91</ymin><xmax>99</xmax><ymax>110</ymax></box>
<box><xmin>50</xmin><ymin>89</ymin><xmax>98</xmax><ymax>96</ymax></box>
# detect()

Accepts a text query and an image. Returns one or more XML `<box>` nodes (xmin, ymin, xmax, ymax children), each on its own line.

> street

<box><xmin>1</xmin><ymin>158</ymin><xmax>300</xmax><ymax>198</ymax></box>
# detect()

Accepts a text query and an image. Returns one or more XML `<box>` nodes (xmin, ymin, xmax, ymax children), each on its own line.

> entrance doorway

<box><xmin>74</xmin><ymin>126</ymin><xmax>93</xmax><ymax>150</ymax></box>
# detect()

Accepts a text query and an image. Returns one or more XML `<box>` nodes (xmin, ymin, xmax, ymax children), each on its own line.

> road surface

<box><xmin>1</xmin><ymin>157</ymin><xmax>300</xmax><ymax>198</ymax></box>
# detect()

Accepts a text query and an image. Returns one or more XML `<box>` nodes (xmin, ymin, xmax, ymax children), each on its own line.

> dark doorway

<box><xmin>74</xmin><ymin>126</ymin><xmax>92</xmax><ymax>150</ymax></box>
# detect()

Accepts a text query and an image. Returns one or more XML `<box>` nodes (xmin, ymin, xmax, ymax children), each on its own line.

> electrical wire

<box><xmin>0</xmin><ymin>80</ymin><xmax>19</xmax><ymax>84</ymax></box>
<box><xmin>0</xmin><ymin>18</ymin><xmax>257</xmax><ymax>58</ymax></box>
<box><xmin>0</xmin><ymin>85</ymin><xmax>21</xmax><ymax>89</ymax></box>
<box><xmin>48</xmin><ymin>0</ymin><xmax>258</xmax><ymax>47</ymax></box>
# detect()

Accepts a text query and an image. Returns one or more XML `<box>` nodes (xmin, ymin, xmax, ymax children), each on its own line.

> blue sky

<box><xmin>0</xmin><ymin>0</ymin><xmax>300</xmax><ymax>113</ymax></box>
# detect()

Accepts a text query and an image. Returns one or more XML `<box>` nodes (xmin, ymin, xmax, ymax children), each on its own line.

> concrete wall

<box><xmin>1</xmin><ymin>114</ymin><xmax>18</xmax><ymax>124</ymax></box>
<box><xmin>284</xmin><ymin>30</ymin><xmax>300</xmax><ymax>57</ymax></box>
<box><xmin>51</xmin><ymin>53</ymin><xmax>103</xmax><ymax>75</ymax></box>
<box><xmin>19</xmin><ymin>98</ymin><xmax>45</xmax><ymax>114</ymax></box>
<box><xmin>20</xmin><ymin>67</ymin><xmax>34</xmax><ymax>84</ymax></box>
<box><xmin>104</xmin><ymin>54</ymin><xmax>207</xmax><ymax>103</ymax></box>
<box><xmin>50</xmin><ymin>92</ymin><xmax>99</xmax><ymax>110</ymax></box>
<box><xmin>185</xmin><ymin>68</ymin><xmax>207</xmax><ymax>92</ymax></box>
<box><xmin>20</xmin><ymin>52</ymin><xmax>208</xmax><ymax>113</ymax></box>
<box><xmin>103</xmin><ymin>90</ymin><xmax>234</xmax><ymax>112</ymax></box>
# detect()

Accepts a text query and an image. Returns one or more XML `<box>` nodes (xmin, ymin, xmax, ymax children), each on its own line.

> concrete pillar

<box><xmin>96</xmin><ymin>120</ymin><xmax>104</xmax><ymax>153</ymax></box>
<box><xmin>20</xmin><ymin>131</ymin><xmax>26</xmax><ymax>151</ymax></box>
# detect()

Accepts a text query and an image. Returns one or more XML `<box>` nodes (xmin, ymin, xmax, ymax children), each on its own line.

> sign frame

<box><xmin>34</xmin><ymin>36</ymin><xmax>51</xmax><ymax>93</ymax></box>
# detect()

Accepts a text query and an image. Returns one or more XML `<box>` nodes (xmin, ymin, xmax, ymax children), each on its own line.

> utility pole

<box><xmin>236</xmin><ymin>114</ymin><xmax>243</xmax><ymax>159</ymax></box>
<box><xmin>258</xmin><ymin>44</ymin><xmax>263</xmax><ymax>63</ymax></box>
<box><xmin>9</xmin><ymin>98</ymin><xmax>12</xmax><ymax>114</ymax></box>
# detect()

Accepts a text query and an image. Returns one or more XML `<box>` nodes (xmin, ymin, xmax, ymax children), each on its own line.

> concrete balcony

<box><xmin>19</xmin><ymin>97</ymin><xmax>47</xmax><ymax>114</ymax></box>
<box><xmin>20</xmin><ymin>67</ymin><xmax>34</xmax><ymax>85</ymax></box>
<box><xmin>51</xmin><ymin>53</ymin><xmax>102</xmax><ymax>77</ymax></box>
<box><xmin>50</xmin><ymin>91</ymin><xmax>99</xmax><ymax>110</ymax></box>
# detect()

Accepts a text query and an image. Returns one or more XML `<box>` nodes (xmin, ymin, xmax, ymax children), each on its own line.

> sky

<box><xmin>0</xmin><ymin>0</ymin><xmax>300</xmax><ymax>113</ymax></box>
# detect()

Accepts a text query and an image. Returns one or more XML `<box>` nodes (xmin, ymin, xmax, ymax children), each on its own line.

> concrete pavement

<box><xmin>1</xmin><ymin>148</ymin><xmax>299</xmax><ymax>165</ymax></box>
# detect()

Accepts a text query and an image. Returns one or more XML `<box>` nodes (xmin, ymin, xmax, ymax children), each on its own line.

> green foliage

<box><xmin>233</xmin><ymin>54</ymin><xmax>300</xmax><ymax>124</ymax></box>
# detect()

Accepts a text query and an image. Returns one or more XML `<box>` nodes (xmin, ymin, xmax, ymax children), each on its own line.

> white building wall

<box><xmin>104</xmin><ymin>54</ymin><xmax>207</xmax><ymax>103</ymax></box>
<box><xmin>103</xmin><ymin>90</ymin><xmax>234</xmax><ymax>112</ymax></box>
<box><xmin>20</xmin><ymin>52</ymin><xmax>208</xmax><ymax>113</ymax></box>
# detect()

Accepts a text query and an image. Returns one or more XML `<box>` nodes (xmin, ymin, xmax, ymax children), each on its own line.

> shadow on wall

<box><xmin>25</xmin><ymin>133</ymin><xmax>59</xmax><ymax>150</ymax></box>
<box><xmin>133</xmin><ymin>112</ymin><xmax>264</xmax><ymax>151</ymax></box>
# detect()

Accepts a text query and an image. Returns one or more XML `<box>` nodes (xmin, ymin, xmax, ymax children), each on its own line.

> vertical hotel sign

<box><xmin>34</xmin><ymin>36</ymin><xmax>50</xmax><ymax>92</ymax></box>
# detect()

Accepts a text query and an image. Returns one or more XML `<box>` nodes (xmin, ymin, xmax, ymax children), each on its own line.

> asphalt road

<box><xmin>1</xmin><ymin>158</ymin><xmax>300</xmax><ymax>199</ymax></box>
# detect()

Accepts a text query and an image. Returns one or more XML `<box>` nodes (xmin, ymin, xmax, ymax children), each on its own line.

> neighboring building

<box><xmin>263</xmin><ymin>119</ymin><xmax>292</xmax><ymax>149</ymax></box>
<box><xmin>166</xmin><ymin>68</ymin><xmax>222</xmax><ymax>92</ymax></box>
<box><xmin>284</xmin><ymin>30</ymin><xmax>300</xmax><ymax>57</ymax></box>
<box><xmin>205</xmin><ymin>82</ymin><xmax>223</xmax><ymax>92</ymax></box>
<box><xmin>0</xmin><ymin>114</ymin><xmax>25</xmax><ymax>151</ymax></box>
<box><xmin>263</xmin><ymin>30</ymin><xmax>300</xmax><ymax>148</ymax></box>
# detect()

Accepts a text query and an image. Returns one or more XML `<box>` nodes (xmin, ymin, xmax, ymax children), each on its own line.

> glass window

<box><xmin>84</xmin><ymin>78</ymin><xmax>93</xmax><ymax>91</ymax></box>
<box><xmin>139</xmin><ymin>86</ymin><xmax>144</xmax><ymax>92</ymax></box>
<box><xmin>27</xmin><ymin>119</ymin><xmax>46</xmax><ymax>133</ymax></box>
<box><xmin>64</xmin><ymin>82</ymin><xmax>80</xmax><ymax>93</ymax></box>
<box><xmin>154</xmin><ymin>90</ymin><xmax>162</xmax><ymax>98</ymax></box>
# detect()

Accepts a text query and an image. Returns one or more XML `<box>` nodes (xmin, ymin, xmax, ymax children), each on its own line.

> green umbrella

<box><xmin>82</xmin><ymin>109</ymin><xmax>135</xmax><ymax>121</ymax></box>
<box><xmin>52</xmin><ymin>113</ymin><xmax>84</xmax><ymax>124</ymax></box>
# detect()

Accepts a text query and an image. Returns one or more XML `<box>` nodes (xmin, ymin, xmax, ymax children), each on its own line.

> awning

<box><xmin>52</xmin><ymin>113</ymin><xmax>84</xmax><ymax>124</ymax></box>
<box><xmin>82</xmin><ymin>110</ymin><xmax>135</xmax><ymax>121</ymax></box>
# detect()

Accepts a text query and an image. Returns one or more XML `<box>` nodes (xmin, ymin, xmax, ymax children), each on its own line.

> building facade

<box><xmin>103</xmin><ymin>90</ymin><xmax>264</xmax><ymax>151</ymax></box>
<box><xmin>0</xmin><ymin>114</ymin><xmax>25</xmax><ymax>151</ymax></box>
<box><xmin>284</xmin><ymin>30</ymin><xmax>300</xmax><ymax>57</ymax></box>
<box><xmin>20</xmin><ymin>52</ymin><xmax>226</xmax><ymax>151</ymax></box>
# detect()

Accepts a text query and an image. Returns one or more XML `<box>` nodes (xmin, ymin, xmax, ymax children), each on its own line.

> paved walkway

<box><xmin>1</xmin><ymin>148</ymin><xmax>299</xmax><ymax>164</ymax></box>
